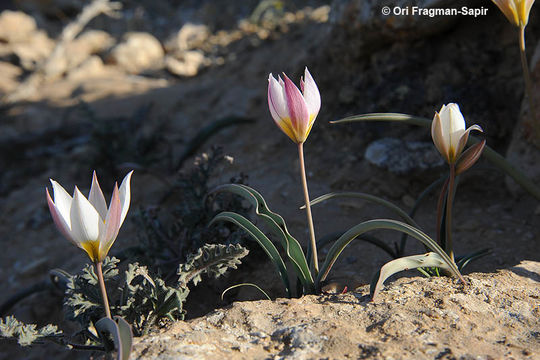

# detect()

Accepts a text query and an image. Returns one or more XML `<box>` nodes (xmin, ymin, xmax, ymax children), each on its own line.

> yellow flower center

<box><xmin>80</xmin><ymin>240</ymin><xmax>101</xmax><ymax>262</ymax></box>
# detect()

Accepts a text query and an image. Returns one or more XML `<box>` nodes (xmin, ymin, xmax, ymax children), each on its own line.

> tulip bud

<box><xmin>268</xmin><ymin>67</ymin><xmax>321</xmax><ymax>144</ymax></box>
<box><xmin>431</xmin><ymin>103</ymin><xmax>483</xmax><ymax>165</ymax></box>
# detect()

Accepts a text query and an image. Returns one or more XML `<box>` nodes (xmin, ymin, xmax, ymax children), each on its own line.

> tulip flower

<box><xmin>492</xmin><ymin>0</ymin><xmax>539</xmax><ymax>141</ymax></box>
<box><xmin>46</xmin><ymin>171</ymin><xmax>133</xmax><ymax>263</ymax></box>
<box><xmin>268</xmin><ymin>67</ymin><xmax>321</xmax><ymax>144</ymax></box>
<box><xmin>431</xmin><ymin>104</ymin><xmax>485</xmax><ymax>263</ymax></box>
<box><xmin>491</xmin><ymin>0</ymin><xmax>535</xmax><ymax>27</ymax></box>
<box><xmin>267</xmin><ymin>67</ymin><xmax>321</xmax><ymax>274</ymax></box>
<box><xmin>46</xmin><ymin>170</ymin><xmax>133</xmax><ymax>319</ymax></box>
<box><xmin>431</xmin><ymin>103</ymin><xmax>483</xmax><ymax>165</ymax></box>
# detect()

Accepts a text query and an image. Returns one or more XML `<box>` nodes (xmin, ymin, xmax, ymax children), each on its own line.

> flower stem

<box><xmin>435</xmin><ymin>176</ymin><xmax>450</xmax><ymax>248</ymax></box>
<box><xmin>445</xmin><ymin>164</ymin><xmax>457</xmax><ymax>262</ymax></box>
<box><xmin>519</xmin><ymin>25</ymin><xmax>539</xmax><ymax>141</ymax></box>
<box><xmin>95</xmin><ymin>261</ymin><xmax>112</xmax><ymax>319</ymax></box>
<box><xmin>298</xmin><ymin>142</ymin><xmax>318</xmax><ymax>275</ymax></box>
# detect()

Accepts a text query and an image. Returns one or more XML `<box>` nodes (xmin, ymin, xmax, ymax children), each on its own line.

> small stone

<box><xmin>166</xmin><ymin>23</ymin><xmax>210</xmax><ymax>52</ymax></box>
<box><xmin>109</xmin><ymin>32</ymin><xmax>164</xmax><ymax>74</ymax></box>
<box><xmin>67</xmin><ymin>55</ymin><xmax>107</xmax><ymax>81</ymax></box>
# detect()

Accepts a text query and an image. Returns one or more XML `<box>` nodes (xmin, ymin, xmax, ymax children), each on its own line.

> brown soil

<box><xmin>0</xmin><ymin>1</ymin><xmax>539</xmax><ymax>359</ymax></box>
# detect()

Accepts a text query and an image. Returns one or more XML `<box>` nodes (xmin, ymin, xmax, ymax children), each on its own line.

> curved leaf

<box><xmin>221</xmin><ymin>283</ymin><xmax>271</xmax><ymax>301</ymax></box>
<box><xmin>370</xmin><ymin>252</ymin><xmax>453</xmax><ymax>299</ymax></box>
<box><xmin>209</xmin><ymin>211</ymin><xmax>291</xmax><ymax>297</ymax></box>
<box><xmin>95</xmin><ymin>316</ymin><xmax>133</xmax><ymax>360</ymax></box>
<box><xmin>317</xmin><ymin>219</ymin><xmax>463</xmax><ymax>285</ymax></box>
<box><xmin>309</xmin><ymin>231</ymin><xmax>398</xmax><ymax>261</ymax></box>
<box><xmin>306</xmin><ymin>192</ymin><xmax>419</xmax><ymax>227</ymax></box>
<box><xmin>456</xmin><ymin>248</ymin><xmax>491</xmax><ymax>271</ymax></box>
<box><xmin>211</xmin><ymin>184</ymin><xmax>314</xmax><ymax>293</ymax></box>
<box><xmin>332</xmin><ymin>113</ymin><xmax>540</xmax><ymax>201</ymax></box>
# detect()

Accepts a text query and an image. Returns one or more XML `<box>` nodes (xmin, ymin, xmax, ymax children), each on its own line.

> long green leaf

<box><xmin>332</xmin><ymin>113</ymin><xmax>540</xmax><ymax>201</ymax></box>
<box><xmin>306</xmin><ymin>192</ymin><xmax>419</xmax><ymax>227</ymax></box>
<box><xmin>209</xmin><ymin>211</ymin><xmax>291</xmax><ymax>297</ymax></box>
<box><xmin>317</xmin><ymin>219</ymin><xmax>463</xmax><ymax>285</ymax></box>
<box><xmin>211</xmin><ymin>184</ymin><xmax>314</xmax><ymax>293</ymax></box>
<box><xmin>370</xmin><ymin>252</ymin><xmax>453</xmax><ymax>299</ymax></box>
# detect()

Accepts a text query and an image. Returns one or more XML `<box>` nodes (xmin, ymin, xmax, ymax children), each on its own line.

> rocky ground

<box><xmin>132</xmin><ymin>261</ymin><xmax>540</xmax><ymax>360</ymax></box>
<box><xmin>0</xmin><ymin>0</ymin><xmax>539</xmax><ymax>359</ymax></box>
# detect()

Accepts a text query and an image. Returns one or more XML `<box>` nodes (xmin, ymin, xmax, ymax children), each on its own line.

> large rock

<box><xmin>109</xmin><ymin>32</ymin><xmax>164</xmax><ymax>74</ymax></box>
<box><xmin>0</xmin><ymin>10</ymin><xmax>37</xmax><ymax>43</ymax></box>
<box><xmin>0</xmin><ymin>10</ymin><xmax>54</xmax><ymax>70</ymax></box>
<box><xmin>132</xmin><ymin>261</ymin><xmax>539</xmax><ymax>359</ymax></box>
<box><xmin>365</xmin><ymin>137</ymin><xmax>444</xmax><ymax>174</ymax></box>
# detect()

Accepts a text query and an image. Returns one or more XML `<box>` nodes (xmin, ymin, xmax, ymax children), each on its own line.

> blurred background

<box><xmin>0</xmin><ymin>0</ymin><xmax>539</xmax><ymax>358</ymax></box>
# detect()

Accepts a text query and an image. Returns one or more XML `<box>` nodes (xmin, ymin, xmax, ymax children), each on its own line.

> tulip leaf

<box><xmin>95</xmin><ymin>316</ymin><xmax>133</xmax><ymax>360</ymax></box>
<box><xmin>309</xmin><ymin>230</ymin><xmax>398</xmax><ymax>261</ymax></box>
<box><xmin>456</xmin><ymin>139</ymin><xmax>486</xmax><ymax>175</ymax></box>
<box><xmin>317</xmin><ymin>219</ymin><xmax>463</xmax><ymax>285</ymax></box>
<box><xmin>211</xmin><ymin>184</ymin><xmax>314</xmax><ymax>293</ymax></box>
<box><xmin>306</xmin><ymin>192</ymin><xmax>419</xmax><ymax>227</ymax></box>
<box><xmin>221</xmin><ymin>283</ymin><xmax>271</xmax><ymax>301</ymax></box>
<box><xmin>332</xmin><ymin>113</ymin><xmax>540</xmax><ymax>201</ymax></box>
<box><xmin>209</xmin><ymin>211</ymin><xmax>292</xmax><ymax>297</ymax></box>
<box><xmin>370</xmin><ymin>252</ymin><xmax>453</xmax><ymax>299</ymax></box>
<box><xmin>456</xmin><ymin>248</ymin><xmax>491</xmax><ymax>271</ymax></box>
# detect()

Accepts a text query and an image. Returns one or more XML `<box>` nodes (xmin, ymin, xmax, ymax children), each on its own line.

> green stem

<box><xmin>95</xmin><ymin>261</ymin><xmax>112</xmax><ymax>319</ymax></box>
<box><xmin>298</xmin><ymin>142</ymin><xmax>318</xmax><ymax>275</ymax></box>
<box><xmin>519</xmin><ymin>25</ymin><xmax>539</xmax><ymax>141</ymax></box>
<box><xmin>445</xmin><ymin>165</ymin><xmax>457</xmax><ymax>262</ymax></box>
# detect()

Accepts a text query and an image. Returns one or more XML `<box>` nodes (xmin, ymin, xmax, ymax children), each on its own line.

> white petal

<box><xmin>88</xmin><ymin>171</ymin><xmax>107</xmax><ymax>220</ymax></box>
<box><xmin>70</xmin><ymin>187</ymin><xmax>101</xmax><ymax>244</ymax></box>
<box><xmin>118</xmin><ymin>170</ymin><xmax>133</xmax><ymax>226</ymax></box>
<box><xmin>302</xmin><ymin>67</ymin><xmax>321</xmax><ymax>117</ymax></box>
<box><xmin>431</xmin><ymin>112</ymin><xmax>448</xmax><ymax>161</ymax></box>
<box><xmin>46</xmin><ymin>188</ymin><xmax>77</xmax><ymax>246</ymax></box>
<box><xmin>441</xmin><ymin>103</ymin><xmax>465</xmax><ymax>154</ymax></box>
<box><xmin>50</xmin><ymin>179</ymin><xmax>73</xmax><ymax>228</ymax></box>
<box><xmin>268</xmin><ymin>74</ymin><xmax>289</xmax><ymax>121</ymax></box>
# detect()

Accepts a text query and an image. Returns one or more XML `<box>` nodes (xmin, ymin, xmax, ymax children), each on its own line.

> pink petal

<box><xmin>100</xmin><ymin>183</ymin><xmax>122</xmax><ymax>260</ymax></box>
<box><xmin>283</xmin><ymin>73</ymin><xmax>309</xmax><ymax>138</ymax></box>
